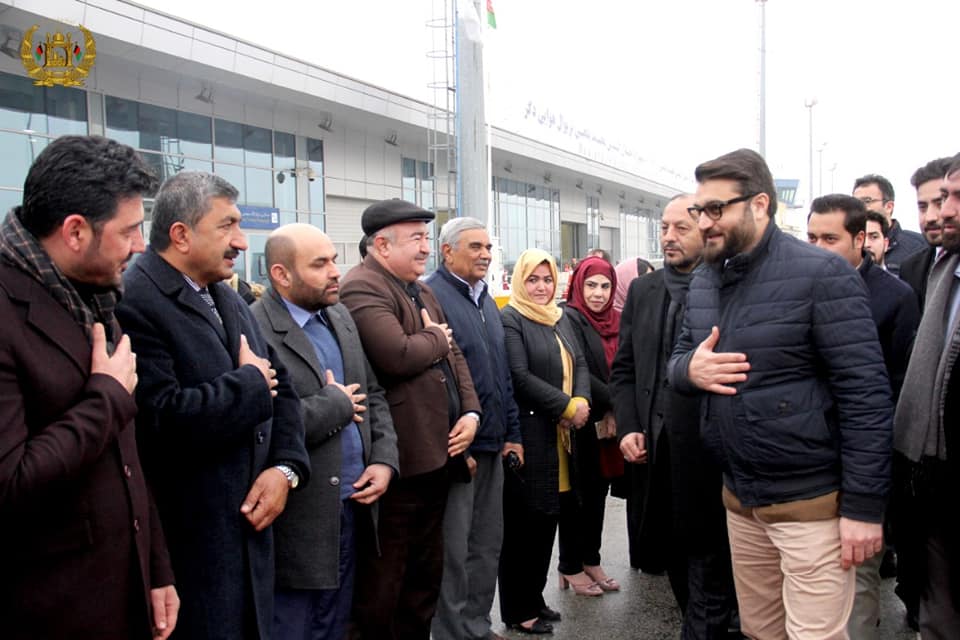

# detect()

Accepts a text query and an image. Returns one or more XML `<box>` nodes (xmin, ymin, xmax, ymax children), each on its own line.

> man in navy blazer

<box><xmin>117</xmin><ymin>171</ymin><xmax>309</xmax><ymax>640</ymax></box>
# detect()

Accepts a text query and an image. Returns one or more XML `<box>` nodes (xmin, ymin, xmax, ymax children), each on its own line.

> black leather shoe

<box><xmin>508</xmin><ymin>619</ymin><xmax>553</xmax><ymax>635</ymax></box>
<box><xmin>538</xmin><ymin>606</ymin><xmax>562</xmax><ymax>622</ymax></box>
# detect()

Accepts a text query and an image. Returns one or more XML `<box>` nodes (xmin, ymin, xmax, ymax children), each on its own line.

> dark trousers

<box><xmin>919</xmin><ymin>524</ymin><xmax>960</xmax><ymax>639</ymax></box>
<box><xmin>274</xmin><ymin>501</ymin><xmax>356</xmax><ymax>640</ymax></box>
<box><xmin>498</xmin><ymin>470</ymin><xmax>559</xmax><ymax>625</ymax></box>
<box><xmin>557</xmin><ymin>477</ymin><xmax>609</xmax><ymax>574</ymax></box>
<box><xmin>683</xmin><ymin>542</ymin><xmax>739</xmax><ymax>640</ymax></box>
<box><xmin>352</xmin><ymin>468</ymin><xmax>448</xmax><ymax>640</ymax></box>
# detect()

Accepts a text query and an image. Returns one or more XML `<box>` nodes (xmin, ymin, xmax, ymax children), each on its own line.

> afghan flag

<box><xmin>34</xmin><ymin>44</ymin><xmax>43</xmax><ymax>64</ymax></box>
<box><xmin>487</xmin><ymin>0</ymin><xmax>496</xmax><ymax>28</ymax></box>
<box><xmin>74</xmin><ymin>44</ymin><xmax>83</xmax><ymax>63</ymax></box>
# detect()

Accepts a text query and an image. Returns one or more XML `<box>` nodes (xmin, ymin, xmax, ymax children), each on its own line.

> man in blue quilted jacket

<box><xmin>668</xmin><ymin>148</ymin><xmax>893</xmax><ymax>640</ymax></box>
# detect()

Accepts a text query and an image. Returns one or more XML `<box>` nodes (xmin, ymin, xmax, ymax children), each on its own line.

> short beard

<box><xmin>702</xmin><ymin>214</ymin><xmax>755</xmax><ymax>264</ymax></box>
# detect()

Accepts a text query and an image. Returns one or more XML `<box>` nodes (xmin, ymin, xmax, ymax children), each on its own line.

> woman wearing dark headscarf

<box><xmin>498</xmin><ymin>249</ymin><xmax>592</xmax><ymax>635</ymax></box>
<box><xmin>560</xmin><ymin>256</ymin><xmax>623</xmax><ymax>594</ymax></box>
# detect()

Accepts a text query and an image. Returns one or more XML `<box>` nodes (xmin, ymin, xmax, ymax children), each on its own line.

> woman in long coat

<box><xmin>498</xmin><ymin>249</ymin><xmax>592</xmax><ymax>634</ymax></box>
<box><xmin>560</xmin><ymin>256</ymin><xmax>623</xmax><ymax>593</ymax></box>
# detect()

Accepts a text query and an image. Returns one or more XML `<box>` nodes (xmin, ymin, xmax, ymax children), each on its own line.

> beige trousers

<box><xmin>726</xmin><ymin>509</ymin><xmax>855</xmax><ymax>640</ymax></box>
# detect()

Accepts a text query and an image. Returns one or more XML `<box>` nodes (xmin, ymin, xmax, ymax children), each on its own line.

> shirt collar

<box><xmin>281</xmin><ymin>297</ymin><xmax>317</xmax><ymax>329</ymax></box>
<box><xmin>448</xmin><ymin>269</ymin><xmax>486</xmax><ymax>305</ymax></box>
<box><xmin>181</xmin><ymin>274</ymin><xmax>203</xmax><ymax>292</ymax></box>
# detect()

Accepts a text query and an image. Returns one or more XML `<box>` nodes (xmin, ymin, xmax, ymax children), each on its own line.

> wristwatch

<box><xmin>274</xmin><ymin>464</ymin><xmax>299</xmax><ymax>489</ymax></box>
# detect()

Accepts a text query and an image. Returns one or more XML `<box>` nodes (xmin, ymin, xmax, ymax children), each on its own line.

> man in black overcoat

<box><xmin>117</xmin><ymin>171</ymin><xmax>309</xmax><ymax>640</ymax></box>
<box><xmin>611</xmin><ymin>194</ymin><xmax>738</xmax><ymax>639</ymax></box>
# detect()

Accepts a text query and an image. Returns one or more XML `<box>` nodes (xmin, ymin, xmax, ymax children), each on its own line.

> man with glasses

<box><xmin>853</xmin><ymin>174</ymin><xmax>927</xmax><ymax>275</ymax></box>
<box><xmin>669</xmin><ymin>149</ymin><xmax>892</xmax><ymax>639</ymax></box>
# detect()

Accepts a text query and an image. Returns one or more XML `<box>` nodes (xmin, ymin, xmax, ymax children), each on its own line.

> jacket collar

<box><xmin>714</xmin><ymin>218</ymin><xmax>779</xmax><ymax>286</ymax></box>
<box><xmin>436</xmin><ymin>263</ymin><xmax>488</xmax><ymax>306</ymax></box>
<box><xmin>2</xmin><ymin>264</ymin><xmax>88</xmax><ymax>373</ymax></box>
<box><xmin>135</xmin><ymin>248</ymin><xmax>232</xmax><ymax>343</ymax></box>
<box><xmin>261</xmin><ymin>287</ymin><xmax>326</xmax><ymax>381</ymax></box>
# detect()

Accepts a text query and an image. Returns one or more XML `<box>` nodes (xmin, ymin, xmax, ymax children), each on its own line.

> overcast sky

<box><xmin>140</xmin><ymin>0</ymin><xmax>960</xmax><ymax>231</ymax></box>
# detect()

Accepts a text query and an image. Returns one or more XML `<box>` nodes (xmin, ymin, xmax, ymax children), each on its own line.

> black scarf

<box><xmin>662</xmin><ymin>263</ymin><xmax>697</xmax><ymax>350</ymax></box>
<box><xmin>0</xmin><ymin>207</ymin><xmax>121</xmax><ymax>347</ymax></box>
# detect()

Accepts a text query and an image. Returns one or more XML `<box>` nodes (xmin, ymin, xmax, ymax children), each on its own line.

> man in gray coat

<box><xmin>252</xmin><ymin>224</ymin><xmax>398</xmax><ymax>640</ymax></box>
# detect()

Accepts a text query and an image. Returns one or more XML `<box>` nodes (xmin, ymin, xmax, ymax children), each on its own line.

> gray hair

<box><xmin>438</xmin><ymin>216</ymin><xmax>486</xmax><ymax>249</ymax></box>
<box><xmin>150</xmin><ymin>171</ymin><xmax>239</xmax><ymax>250</ymax></box>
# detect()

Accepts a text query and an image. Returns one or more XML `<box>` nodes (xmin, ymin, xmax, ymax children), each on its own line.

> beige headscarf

<box><xmin>507</xmin><ymin>248</ymin><xmax>562</xmax><ymax>326</ymax></box>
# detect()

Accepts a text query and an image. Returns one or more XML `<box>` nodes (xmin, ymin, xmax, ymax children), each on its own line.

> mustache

<box><xmin>663</xmin><ymin>243</ymin><xmax>683</xmax><ymax>252</ymax></box>
<box><xmin>923</xmin><ymin>222</ymin><xmax>942</xmax><ymax>231</ymax></box>
<box><xmin>224</xmin><ymin>249</ymin><xmax>240</xmax><ymax>260</ymax></box>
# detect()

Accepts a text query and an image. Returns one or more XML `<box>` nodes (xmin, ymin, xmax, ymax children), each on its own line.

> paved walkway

<box><xmin>489</xmin><ymin>497</ymin><xmax>918</xmax><ymax>639</ymax></box>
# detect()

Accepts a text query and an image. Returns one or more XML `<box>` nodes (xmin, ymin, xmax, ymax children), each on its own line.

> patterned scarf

<box><xmin>0</xmin><ymin>207</ymin><xmax>120</xmax><ymax>347</ymax></box>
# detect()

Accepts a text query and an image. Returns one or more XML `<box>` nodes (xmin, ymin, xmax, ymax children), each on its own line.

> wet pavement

<box><xmin>489</xmin><ymin>497</ymin><xmax>918</xmax><ymax>639</ymax></box>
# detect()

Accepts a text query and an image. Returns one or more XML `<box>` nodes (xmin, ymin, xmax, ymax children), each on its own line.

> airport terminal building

<box><xmin>0</xmin><ymin>0</ymin><xmax>682</xmax><ymax>286</ymax></box>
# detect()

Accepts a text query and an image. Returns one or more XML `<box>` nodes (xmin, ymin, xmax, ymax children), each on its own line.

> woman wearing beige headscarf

<box><xmin>497</xmin><ymin>249</ymin><xmax>592</xmax><ymax>635</ymax></box>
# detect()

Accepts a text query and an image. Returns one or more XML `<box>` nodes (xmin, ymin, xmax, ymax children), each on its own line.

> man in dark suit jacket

<box><xmin>900</xmin><ymin>157</ymin><xmax>953</xmax><ymax>310</ymax></box>
<box><xmin>252</xmin><ymin>223</ymin><xmax>398</xmax><ymax>640</ymax></box>
<box><xmin>611</xmin><ymin>194</ymin><xmax>738</xmax><ymax>639</ymax></box>
<box><xmin>117</xmin><ymin>172</ymin><xmax>309</xmax><ymax>640</ymax></box>
<box><xmin>340</xmin><ymin>199</ymin><xmax>481</xmax><ymax>640</ymax></box>
<box><xmin>892</xmin><ymin>157</ymin><xmax>952</xmax><ymax>631</ymax></box>
<box><xmin>0</xmin><ymin>135</ymin><xmax>178</xmax><ymax>639</ymax></box>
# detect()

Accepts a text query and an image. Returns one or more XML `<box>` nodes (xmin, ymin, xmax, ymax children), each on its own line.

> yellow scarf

<box><xmin>507</xmin><ymin>248</ymin><xmax>562</xmax><ymax>326</ymax></box>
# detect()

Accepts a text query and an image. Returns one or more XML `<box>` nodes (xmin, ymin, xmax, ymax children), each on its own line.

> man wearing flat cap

<box><xmin>340</xmin><ymin>199</ymin><xmax>480</xmax><ymax>639</ymax></box>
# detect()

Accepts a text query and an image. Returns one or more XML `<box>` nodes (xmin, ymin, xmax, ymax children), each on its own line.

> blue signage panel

<box><xmin>239</xmin><ymin>205</ymin><xmax>280</xmax><ymax>230</ymax></box>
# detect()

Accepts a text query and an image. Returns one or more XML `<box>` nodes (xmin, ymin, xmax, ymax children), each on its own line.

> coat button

<box><xmin>123</xmin><ymin>464</ymin><xmax>132</xmax><ymax>478</ymax></box>
<box><xmin>329</xmin><ymin>476</ymin><xmax>340</xmax><ymax>487</ymax></box>
<box><xmin>256</xmin><ymin>431</ymin><xmax>266</xmax><ymax>444</ymax></box>
<box><xmin>133</xmin><ymin>518</ymin><xmax>141</xmax><ymax>533</ymax></box>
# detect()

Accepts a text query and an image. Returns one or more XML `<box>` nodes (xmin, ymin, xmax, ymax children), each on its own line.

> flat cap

<box><xmin>361</xmin><ymin>199</ymin><xmax>435</xmax><ymax>236</ymax></box>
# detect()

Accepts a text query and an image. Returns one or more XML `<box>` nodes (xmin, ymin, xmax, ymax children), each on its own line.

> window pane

<box><xmin>214</xmin><ymin>119</ymin><xmax>244</xmax><ymax>164</ymax></box>
<box><xmin>275</xmin><ymin>171</ymin><xmax>296</xmax><ymax>211</ymax></box>
<box><xmin>308</xmin><ymin>138</ymin><xmax>324</xmax><ymax>213</ymax></box>
<box><xmin>177</xmin><ymin>110</ymin><xmax>212</xmax><ymax>157</ymax></box>
<box><xmin>104</xmin><ymin>96</ymin><xmax>140</xmax><ymax>148</ymax></box>
<box><xmin>0</xmin><ymin>73</ymin><xmax>86</xmax><ymax>136</ymax></box>
<box><xmin>0</xmin><ymin>131</ymin><xmax>48</xmax><ymax>188</ymax></box>
<box><xmin>215</xmin><ymin>163</ymin><xmax>245</xmax><ymax>201</ymax></box>
<box><xmin>274</xmin><ymin>131</ymin><xmax>295</xmax><ymax>169</ymax></box>
<box><xmin>0</xmin><ymin>189</ymin><xmax>22</xmax><ymax>215</ymax></box>
<box><xmin>243</xmin><ymin>125</ymin><xmax>272</xmax><ymax>168</ymax></box>
<box><xmin>244</xmin><ymin>167</ymin><xmax>272</xmax><ymax>206</ymax></box>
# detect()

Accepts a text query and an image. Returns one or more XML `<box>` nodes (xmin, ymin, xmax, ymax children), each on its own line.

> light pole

<box><xmin>757</xmin><ymin>0</ymin><xmax>768</xmax><ymax>157</ymax></box>
<box><xmin>804</xmin><ymin>97</ymin><xmax>818</xmax><ymax>204</ymax></box>
<box><xmin>817</xmin><ymin>142</ymin><xmax>828</xmax><ymax>196</ymax></box>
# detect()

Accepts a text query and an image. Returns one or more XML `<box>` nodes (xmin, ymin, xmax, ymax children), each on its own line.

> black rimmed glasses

<box><xmin>687</xmin><ymin>193</ymin><xmax>758</xmax><ymax>221</ymax></box>
<box><xmin>857</xmin><ymin>196</ymin><xmax>888</xmax><ymax>207</ymax></box>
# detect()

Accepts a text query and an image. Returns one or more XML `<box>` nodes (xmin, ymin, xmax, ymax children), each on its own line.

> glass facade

<box><xmin>401</xmin><ymin>157</ymin><xmax>435</xmax><ymax>209</ymax></box>
<box><xmin>0</xmin><ymin>72</ymin><xmax>88</xmax><ymax>209</ymax></box>
<box><xmin>493</xmin><ymin>177</ymin><xmax>560</xmax><ymax>272</ymax></box>
<box><xmin>586</xmin><ymin>195</ymin><xmax>600</xmax><ymax>251</ymax></box>
<box><xmin>0</xmin><ymin>71</ymin><xmax>329</xmax><ymax>284</ymax></box>
<box><xmin>619</xmin><ymin>206</ymin><xmax>661</xmax><ymax>260</ymax></box>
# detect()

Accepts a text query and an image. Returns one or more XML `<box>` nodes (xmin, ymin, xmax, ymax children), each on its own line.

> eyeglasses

<box><xmin>687</xmin><ymin>193</ymin><xmax>758</xmax><ymax>220</ymax></box>
<box><xmin>857</xmin><ymin>196</ymin><xmax>889</xmax><ymax>207</ymax></box>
